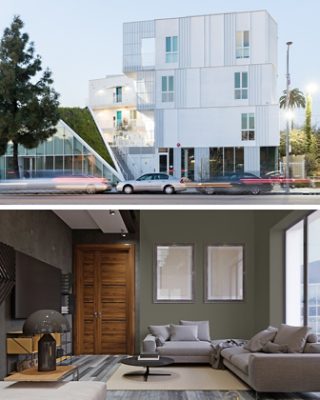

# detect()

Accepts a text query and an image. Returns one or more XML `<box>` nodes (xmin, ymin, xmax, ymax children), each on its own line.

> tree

<box><xmin>0</xmin><ymin>16</ymin><xmax>59</xmax><ymax>178</ymax></box>
<box><xmin>279</xmin><ymin>88</ymin><xmax>306</xmax><ymax>110</ymax></box>
<box><xmin>305</xmin><ymin>94</ymin><xmax>313</xmax><ymax>151</ymax></box>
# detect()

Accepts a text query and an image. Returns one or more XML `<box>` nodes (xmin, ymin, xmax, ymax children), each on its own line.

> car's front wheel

<box><xmin>164</xmin><ymin>185</ymin><xmax>175</xmax><ymax>195</ymax></box>
<box><xmin>123</xmin><ymin>185</ymin><xmax>134</xmax><ymax>194</ymax></box>
<box><xmin>250</xmin><ymin>186</ymin><xmax>260</xmax><ymax>195</ymax></box>
<box><xmin>86</xmin><ymin>185</ymin><xmax>96</xmax><ymax>194</ymax></box>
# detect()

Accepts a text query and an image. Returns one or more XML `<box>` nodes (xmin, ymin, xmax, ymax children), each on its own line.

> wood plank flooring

<box><xmin>64</xmin><ymin>355</ymin><xmax>320</xmax><ymax>400</ymax></box>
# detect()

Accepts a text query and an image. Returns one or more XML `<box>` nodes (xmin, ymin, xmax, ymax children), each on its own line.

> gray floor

<box><xmin>66</xmin><ymin>355</ymin><xmax>320</xmax><ymax>400</ymax></box>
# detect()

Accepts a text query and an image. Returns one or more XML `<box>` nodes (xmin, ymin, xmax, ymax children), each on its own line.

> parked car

<box><xmin>116</xmin><ymin>173</ymin><xmax>186</xmax><ymax>194</ymax></box>
<box><xmin>0</xmin><ymin>175</ymin><xmax>112</xmax><ymax>194</ymax></box>
<box><xmin>197</xmin><ymin>173</ymin><xmax>273</xmax><ymax>195</ymax></box>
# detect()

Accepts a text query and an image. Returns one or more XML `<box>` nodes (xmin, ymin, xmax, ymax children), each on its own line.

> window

<box><xmin>286</xmin><ymin>211</ymin><xmax>320</xmax><ymax>337</ymax></box>
<box><xmin>166</xmin><ymin>36</ymin><xmax>178</xmax><ymax>63</ymax></box>
<box><xmin>162</xmin><ymin>76</ymin><xmax>174</xmax><ymax>103</ymax></box>
<box><xmin>154</xmin><ymin>244</ymin><xmax>194</xmax><ymax>303</ymax></box>
<box><xmin>205</xmin><ymin>245</ymin><xmax>244</xmax><ymax>302</ymax></box>
<box><xmin>114</xmin><ymin>87</ymin><xmax>122</xmax><ymax>103</ymax></box>
<box><xmin>241</xmin><ymin>113</ymin><xmax>255</xmax><ymax>141</ymax></box>
<box><xmin>130</xmin><ymin>110</ymin><xmax>137</xmax><ymax>120</ymax></box>
<box><xmin>235</xmin><ymin>72</ymin><xmax>248</xmax><ymax>99</ymax></box>
<box><xmin>236</xmin><ymin>31</ymin><xmax>250</xmax><ymax>59</ymax></box>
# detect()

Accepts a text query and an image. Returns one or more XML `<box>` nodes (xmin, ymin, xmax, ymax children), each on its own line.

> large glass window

<box><xmin>166</xmin><ymin>36</ymin><xmax>178</xmax><ymax>63</ymax></box>
<box><xmin>236</xmin><ymin>31</ymin><xmax>250</xmax><ymax>59</ymax></box>
<box><xmin>286</xmin><ymin>211</ymin><xmax>320</xmax><ymax>337</ymax></box>
<box><xmin>235</xmin><ymin>72</ymin><xmax>248</xmax><ymax>99</ymax></box>
<box><xmin>181</xmin><ymin>148</ymin><xmax>194</xmax><ymax>180</ymax></box>
<box><xmin>241</xmin><ymin>113</ymin><xmax>255</xmax><ymax>141</ymax></box>
<box><xmin>162</xmin><ymin>76</ymin><xmax>174</xmax><ymax>103</ymax></box>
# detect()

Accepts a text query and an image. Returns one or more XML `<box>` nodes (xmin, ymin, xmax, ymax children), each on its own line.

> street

<box><xmin>1</xmin><ymin>192</ymin><xmax>320</xmax><ymax>206</ymax></box>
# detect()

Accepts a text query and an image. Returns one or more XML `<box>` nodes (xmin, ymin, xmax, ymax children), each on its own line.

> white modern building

<box><xmin>89</xmin><ymin>10</ymin><xmax>279</xmax><ymax>180</ymax></box>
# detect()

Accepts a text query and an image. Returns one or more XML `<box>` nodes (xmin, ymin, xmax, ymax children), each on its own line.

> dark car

<box><xmin>197</xmin><ymin>173</ymin><xmax>273</xmax><ymax>195</ymax></box>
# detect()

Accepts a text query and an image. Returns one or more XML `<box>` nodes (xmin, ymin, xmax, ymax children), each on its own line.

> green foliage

<box><xmin>280</xmin><ymin>129</ymin><xmax>320</xmax><ymax>176</ymax></box>
<box><xmin>279</xmin><ymin>88</ymin><xmax>306</xmax><ymax>109</ymax></box>
<box><xmin>58</xmin><ymin>107</ymin><xmax>114</xmax><ymax>166</ymax></box>
<box><xmin>0</xmin><ymin>16</ymin><xmax>60</xmax><ymax>177</ymax></box>
<box><xmin>305</xmin><ymin>95</ymin><xmax>312</xmax><ymax>151</ymax></box>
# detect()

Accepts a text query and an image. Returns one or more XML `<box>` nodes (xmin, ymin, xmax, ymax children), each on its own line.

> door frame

<box><xmin>74</xmin><ymin>243</ymin><xmax>135</xmax><ymax>355</ymax></box>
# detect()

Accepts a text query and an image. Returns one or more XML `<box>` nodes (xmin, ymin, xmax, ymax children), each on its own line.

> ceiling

<box><xmin>53</xmin><ymin>210</ymin><xmax>128</xmax><ymax>233</ymax></box>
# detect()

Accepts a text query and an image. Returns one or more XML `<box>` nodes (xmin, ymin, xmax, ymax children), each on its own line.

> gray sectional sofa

<box><xmin>142</xmin><ymin>322</ymin><xmax>320</xmax><ymax>393</ymax></box>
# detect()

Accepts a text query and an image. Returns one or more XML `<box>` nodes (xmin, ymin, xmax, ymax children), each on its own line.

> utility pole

<box><xmin>285</xmin><ymin>41</ymin><xmax>293</xmax><ymax>193</ymax></box>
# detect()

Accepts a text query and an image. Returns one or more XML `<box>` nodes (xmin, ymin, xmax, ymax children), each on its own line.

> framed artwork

<box><xmin>154</xmin><ymin>244</ymin><xmax>194</xmax><ymax>303</ymax></box>
<box><xmin>205</xmin><ymin>244</ymin><xmax>245</xmax><ymax>302</ymax></box>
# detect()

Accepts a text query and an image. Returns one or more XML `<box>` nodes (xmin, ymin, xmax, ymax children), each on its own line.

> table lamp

<box><xmin>23</xmin><ymin>309</ymin><xmax>70</xmax><ymax>372</ymax></box>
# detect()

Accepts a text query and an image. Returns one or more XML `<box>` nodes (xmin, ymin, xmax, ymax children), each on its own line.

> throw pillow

<box><xmin>180</xmin><ymin>320</ymin><xmax>211</xmax><ymax>342</ymax></box>
<box><xmin>307</xmin><ymin>333</ymin><xmax>318</xmax><ymax>344</ymax></box>
<box><xmin>170</xmin><ymin>324</ymin><xmax>199</xmax><ymax>341</ymax></box>
<box><xmin>304</xmin><ymin>343</ymin><xmax>320</xmax><ymax>353</ymax></box>
<box><xmin>262</xmin><ymin>341</ymin><xmax>288</xmax><ymax>353</ymax></box>
<box><xmin>155</xmin><ymin>336</ymin><xmax>166</xmax><ymax>347</ymax></box>
<box><xmin>244</xmin><ymin>326</ymin><xmax>278</xmax><ymax>352</ymax></box>
<box><xmin>148</xmin><ymin>325</ymin><xmax>170</xmax><ymax>341</ymax></box>
<box><xmin>274</xmin><ymin>324</ymin><xmax>311</xmax><ymax>353</ymax></box>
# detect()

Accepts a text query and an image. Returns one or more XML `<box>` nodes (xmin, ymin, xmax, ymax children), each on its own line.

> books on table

<box><xmin>138</xmin><ymin>353</ymin><xmax>160</xmax><ymax>361</ymax></box>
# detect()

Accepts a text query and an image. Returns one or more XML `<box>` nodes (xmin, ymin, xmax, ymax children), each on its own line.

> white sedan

<box><xmin>116</xmin><ymin>173</ymin><xmax>187</xmax><ymax>195</ymax></box>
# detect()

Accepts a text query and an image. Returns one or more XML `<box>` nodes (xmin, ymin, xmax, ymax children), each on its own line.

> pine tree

<box><xmin>0</xmin><ymin>16</ymin><xmax>59</xmax><ymax>178</ymax></box>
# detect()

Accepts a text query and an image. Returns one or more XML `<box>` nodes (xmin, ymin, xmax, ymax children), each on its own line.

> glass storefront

<box><xmin>260</xmin><ymin>147</ymin><xmax>278</xmax><ymax>175</ymax></box>
<box><xmin>209</xmin><ymin>147</ymin><xmax>244</xmax><ymax>177</ymax></box>
<box><xmin>181</xmin><ymin>148</ymin><xmax>195</xmax><ymax>181</ymax></box>
<box><xmin>0</xmin><ymin>122</ymin><xmax>120</xmax><ymax>183</ymax></box>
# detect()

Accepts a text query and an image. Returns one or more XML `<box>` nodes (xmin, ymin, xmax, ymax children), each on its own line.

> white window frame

<box><xmin>235</xmin><ymin>72</ymin><xmax>248</xmax><ymax>100</ymax></box>
<box><xmin>241</xmin><ymin>113</ymin><xmax>255</xmax><ymax>141</ymax></box>
<box><xmin>162</xmin><ymin>76</ymin><xmax>174</xmax><ymax>103</ymax></box>
<box><xmin>166</xmin><ymin>36</ymin><xmax>178</xmax><ymax>63</ymax></box>
<box><xmin>236</xmin><ymin>31</ymin><xmax>250</xmax><ymax>59</ymax></box>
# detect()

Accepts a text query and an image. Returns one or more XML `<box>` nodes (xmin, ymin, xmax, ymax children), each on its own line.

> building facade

<box><xmin>0</xmin><ymin>120</ymin><xmax>122</xmax><ymax>183</ymax></box>
<box><xmin>90</xmin><ymin>10</ymin><xmax>279</xmax><ymax>180</ymax></box>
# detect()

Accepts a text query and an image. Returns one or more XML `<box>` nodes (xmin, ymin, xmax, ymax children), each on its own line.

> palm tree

<box><xmin>279</xmin><ymin>88</ymin><xmax>306</xmax><ymax>109</ymax></box>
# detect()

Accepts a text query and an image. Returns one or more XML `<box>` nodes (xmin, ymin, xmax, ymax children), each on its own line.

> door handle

<box><xmin>93</xmin><ymin>312</ymin><xmax>98</xmax><ymax>318</ymax></box>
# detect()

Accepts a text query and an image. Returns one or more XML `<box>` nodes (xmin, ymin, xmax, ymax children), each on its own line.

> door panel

<box><xmin>75</xmin><ymin>245</ymin><xmax>135</xmax><ymax>356</ymax></box>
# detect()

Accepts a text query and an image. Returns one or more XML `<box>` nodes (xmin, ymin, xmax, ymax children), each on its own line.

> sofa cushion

<box><xmin>158</xmin><ymin>341</ymin><xmax>212</xmax><ymax>356</ymax></box>
<box><xmin>307</xmin><ymin>333</ymin><xmax>318</xmax><ymax>343</ymax></box>
<box><xmin>180</xmin><ymin>320</ymin><xmax>211</xmax><ymax>341</ymax></box>
<box><xmin>274</xmin><ymin>324</ymin><xmax>311</xmax><ymax>353</ymax></box>
<box><xmin>304</xmin><ymin>343</ymin><xmax>320</xmax><ymax>353</ymax></box>
<box><xmin>221</xmin><ymin>346</ymin><xmax>250</xmax><ymax>362</ymax></box>
<box><xmin>229</xmin><ymin>353</ymin><xmax>251</xmax><ymax>374</ymax></box>
<box><xmin>262</xmin><ymin>341</ymin><xmax>288</xmax><ymax>353</ymax></box>
<box><xmin>244</xmin><ymin>326</ymin><xmax>278</xmax><ymax>352</ymax></box>
<box><xmin>148</xmin><ymin>325</ymin><xmax>170</xmax><ymax>341</ymax></box>
<box><xmin>170</xmin><ymin>324</ymin><xmax>199</xmax><ymax>341</ymax></box>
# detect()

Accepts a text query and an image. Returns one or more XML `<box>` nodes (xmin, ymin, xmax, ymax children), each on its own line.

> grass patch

<box><xmin>59</xmin><ymin>107</ymin><xmax>114</xmax><ymax>167</ymax></box>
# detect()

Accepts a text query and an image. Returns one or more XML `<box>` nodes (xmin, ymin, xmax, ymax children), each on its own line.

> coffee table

<box><xmin>120</xmin><ymin>356</ymin><xmax>174</xmax><ymax>381</ymax></box>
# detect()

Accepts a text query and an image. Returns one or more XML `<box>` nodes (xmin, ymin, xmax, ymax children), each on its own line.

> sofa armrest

<box><xmin>248</xmin><ymin>353</ymin><xmax>320</xmax><ymax>392</ymax></box>
<box><xmin>142</xmin><ymin>334</ymin><xmax>157</xmax><ymax>353</ymax></box>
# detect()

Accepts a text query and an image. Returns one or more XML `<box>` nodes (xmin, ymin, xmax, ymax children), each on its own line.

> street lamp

<box><xmin>285</xmin><ymin>41</ymin><xmax>293</xmax><ymax>192</ymax></box>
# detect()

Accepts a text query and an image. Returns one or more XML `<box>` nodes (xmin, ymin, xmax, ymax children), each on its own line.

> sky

<box><xmin>0</xmin><ymin>0</ymin><xmax>320</xmax><ymax>127</ymax></box>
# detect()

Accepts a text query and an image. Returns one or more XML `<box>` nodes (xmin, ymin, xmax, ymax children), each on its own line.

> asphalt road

<box><xmin>1</xmin><ymin>192</ymin><xmax>320</xmax><ymax>206</ymax></box>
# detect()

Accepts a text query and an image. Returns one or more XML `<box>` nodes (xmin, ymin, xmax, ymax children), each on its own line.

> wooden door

<box><xmin>74</xmin><ymin>244</ymin><xmax>135</xmax><ymax>355</ymax></box>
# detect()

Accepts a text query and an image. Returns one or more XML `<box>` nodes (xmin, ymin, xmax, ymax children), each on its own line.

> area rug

<box><xmin>107</xmin><ymin>364</ymin><xmax>249</xmax><ymax>391</ymax></box>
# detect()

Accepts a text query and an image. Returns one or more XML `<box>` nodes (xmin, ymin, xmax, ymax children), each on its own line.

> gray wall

<box><xmin>0</xmin><ymin>211</ymin><xmax>72</xmax><ymax>379</ymax></box>
<box><xmin>139</xmin><ymin>210</ymin><xmax>300</xmax><ymax>344</ymax></box>
<box><xmin>140</xmin><ymin>210</ymin><xmax>258</xmax><ymax>342</ymax></box>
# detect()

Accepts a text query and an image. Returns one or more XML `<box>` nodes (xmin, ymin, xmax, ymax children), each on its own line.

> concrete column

<box><xmin>244</xmin><ymin>147</ymin><xmax>260</xmax><ymax>175</ymax></box>
<box><xmin>173</xmin><ymin>148</ymin><xmax>182</xmax><ymax>178</ymax></box>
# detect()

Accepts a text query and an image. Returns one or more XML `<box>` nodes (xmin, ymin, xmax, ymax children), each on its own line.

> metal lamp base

<box><xmin>38</xmin><ymin>333</ymin><xmax>56</xmax><ymax>372</ymax></box>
